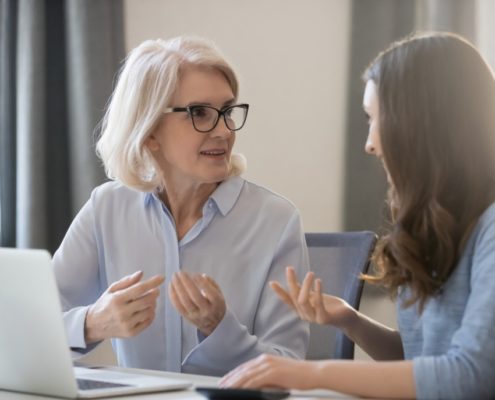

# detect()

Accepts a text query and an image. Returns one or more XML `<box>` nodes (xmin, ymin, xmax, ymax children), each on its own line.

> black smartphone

<box><xmin>195</xmin><ymin>386</ymin><xmax>290</xmax><ymax>400</ymax></box>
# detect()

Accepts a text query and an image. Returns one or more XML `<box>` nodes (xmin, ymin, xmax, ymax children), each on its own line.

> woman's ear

<box><xmin>145</xmin><ymin>134</ymin><xmax>160</xmax><ymax>152</ymax></box>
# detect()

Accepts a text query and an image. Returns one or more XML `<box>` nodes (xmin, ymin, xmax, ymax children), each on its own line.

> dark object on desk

<box><xmin>305</xmin><ymin>231</ymin><xmax>377</xmax><ymax>360</ymax></box>
<box><xmin>196</xmin><ymin>387</ymin><xmax>290</xmax><ymax>400</ymax></box>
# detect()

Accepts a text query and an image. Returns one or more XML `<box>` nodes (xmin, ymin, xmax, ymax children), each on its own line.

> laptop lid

<box><xmin>0</xmin><ymin>247</ymin><xmax>190</xmax><ymax>398</ymax></box>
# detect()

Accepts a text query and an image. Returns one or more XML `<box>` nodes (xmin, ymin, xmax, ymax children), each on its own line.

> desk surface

<box><xmin>0</xmin><ymin>366</ymin><xmax>354</xmax><ymax>399</ymax></box>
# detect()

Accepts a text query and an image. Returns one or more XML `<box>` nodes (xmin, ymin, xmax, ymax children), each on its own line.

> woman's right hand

<box><xmin>270</xmin><ymin>267</ymin><xmax>356</xmax><ymax>329</ymax></box>
<box><xmin>84</xmin><ymin>271</ymin><xmax>165</xmax><ymax>343</ymax></box>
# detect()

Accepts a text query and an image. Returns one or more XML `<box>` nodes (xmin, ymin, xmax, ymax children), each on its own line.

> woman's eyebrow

<box><xmin>185</xmin><ymin>98</ymin><xmax>236</xmax><ymax>108</ymax></box>
<box><xmin>222</xmin><ymin>98</ymin><xmax>236</xmax><ymax>107</ymax></box>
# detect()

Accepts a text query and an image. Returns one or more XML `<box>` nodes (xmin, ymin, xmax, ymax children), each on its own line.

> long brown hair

<box><xmin>363</xmin><ymin>32</ymin><xmax>495</xmax><ymax>310</ymax></box>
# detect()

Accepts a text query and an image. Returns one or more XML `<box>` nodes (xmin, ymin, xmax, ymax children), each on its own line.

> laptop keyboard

<box><xmin>77</xmin><ymin>378</ymin><xmax>131</xmax><ymax>390</ymax></box>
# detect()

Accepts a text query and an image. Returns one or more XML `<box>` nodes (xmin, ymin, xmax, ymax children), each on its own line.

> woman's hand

<box><xmin>168</xmin><ymin>271</ymin><xmax>226</xmax><ymax>336</ymax></box>
<box><xmin>85</xmin><ymin>271</ymin><xmax>165</xmax><ymax>343</ymax></box>
<box><xmin>270</xmin><ymin>266</ymin><xmax>355</xmax><ymax>329</ymax></box>
<box><xmin>219</xmin><ymin>354</ymin><xmax>315</xmax><ymax>390</ymax></box>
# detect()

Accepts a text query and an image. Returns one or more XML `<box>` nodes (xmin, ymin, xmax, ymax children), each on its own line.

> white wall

<box><xmin>124</xmin><ymin>0</ymin><xmax>351</xmax><ymax>232</ymax></box>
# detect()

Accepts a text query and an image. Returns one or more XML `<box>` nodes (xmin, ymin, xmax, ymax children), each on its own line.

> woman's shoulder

<box><xmin>461</xmin><ymin>202</ymin><xmax>495</xmax><ymax>279</ymax></box>
<box><xmin>476</xmin><ymin>202</ymin><xmax>495</xmax><ymax>227</ymax></box>
<box><xmin>89</xmin><ymin>180</ymin><xmax>148</xmax><ymax>208</ymax></box>
<box><xmin>470</xmin><ymin>202</ymin><xmax>495</xmax><ymax>247</ymax></box>
<box><xmin>240</xmin><ymin>178</ymin><xmax>299</xmax><ymax>212</ymax></box>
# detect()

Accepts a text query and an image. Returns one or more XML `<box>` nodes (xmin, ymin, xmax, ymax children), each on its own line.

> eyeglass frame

<box><xmin>163</xmin><ymin>103</ymin><xmax>249</xmax><ymax>133</ymax></box>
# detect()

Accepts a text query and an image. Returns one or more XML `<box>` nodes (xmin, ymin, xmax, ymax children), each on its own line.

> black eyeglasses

<box><xmin>163</xmin><ymin>103</ymin><xmax>249</xmax><ymax>133</ymax></box>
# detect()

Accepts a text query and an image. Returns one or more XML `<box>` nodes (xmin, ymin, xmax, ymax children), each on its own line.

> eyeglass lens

<box><xmin>191</xmin><ymin>106</ymin><xmax>247</xmax><ymax>132</ymax></box>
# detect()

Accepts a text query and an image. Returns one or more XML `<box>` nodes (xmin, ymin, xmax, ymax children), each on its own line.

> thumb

<box><xmin>108</xmin><ymin>270</ymin><xmax>143</xmax><ymax>293</ymax></box>
<box><xmin>270</xmin><ymin>281</ymin><xmax>296</xmax><ymax>309</ymax></box>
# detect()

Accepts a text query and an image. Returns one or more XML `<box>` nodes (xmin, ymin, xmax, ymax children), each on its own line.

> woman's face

<box><xmin>147</xmin><ymin>65</ymin><xmax>236</xmax><ymax>187</ymax></box>
<box><xmin>363</xmin><ymin>80</ymin><xmax>382</xmax><ymax>158</ymax></box>
<box><xmin>363</xmin><ymin>79</ymin><xmax>394</xmax><ymax>185</ymax></box>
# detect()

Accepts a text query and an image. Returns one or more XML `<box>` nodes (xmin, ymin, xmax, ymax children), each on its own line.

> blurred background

<box><xmin>1</xmin><ymin>0</ymin><xmax>494</xmax><ymax>362</ymax></box>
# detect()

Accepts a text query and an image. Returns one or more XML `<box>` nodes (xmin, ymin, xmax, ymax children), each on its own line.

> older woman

<box><xmin>53</xmin><ymin>36</ymin><xmax>309</xmax><ymax>376</ymax></box>
<box><xmin>221</xmin><ymin>32</ymin><xmax>495</xmax><ymax>399</ymax></box>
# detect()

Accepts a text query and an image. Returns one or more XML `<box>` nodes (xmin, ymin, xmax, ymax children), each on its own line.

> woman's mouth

<box><xmin>200</xmin><ymin>149</ymin><xmax>226</xmax><ymax>157</ymax></box>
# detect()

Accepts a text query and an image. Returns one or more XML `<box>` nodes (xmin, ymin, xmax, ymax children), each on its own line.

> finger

<box><xmin>201</xmin><ymin>273</ymin><xmax>221</xmax><ymax>290</ymax></box>
<box><xmin>129</xmin><ymin>306</ymin><xmax>156</xmax><ymax>326</ymax></box>
<box><xmin>298</xmin><ymin>271</ymin><xmax>314</xmax><ymax>303</ymax></box>
<box><xmin>285</xmin><ymin>266</ymin><xmax>302</xmax><ymax>301</ymax></box>
<box><xmin>121</xmin><ymin>275</ymin><xmax>165</xmax><ymax>302</ymax></box>
<box><xmin>194</xmin><ymin>274</ymin><xmax>222</xmax><ymax>303</ymax></box>
<box><xmin>113</xmin><ymin>291</ymin><xmax>159</xmax><ymax>327</ymax></box>
<box><xmin>168</xmin><ymin>281</ymin><xmax>188</xmax><ymax>316</ymax></box>
<box><xmin>219</xmin><ymin>357</ymin><xmax>262</xmax><ymax>387</ymax></box>
<box><xmin>269</xmin><ymin>281</ymin><xmax>296</xmax><ymax>310</ymax></box>
<box><xmin>222</xmin><ymin>361</ymin><xmax>271</xmax><ymax>389</ymax></box>
<box><xmin>126</xmin><ymin>312</ymin><xmax>155</xmax><ymax>336</ymax></box>
<box><xmin>297</xmin><ymin>272</ymin><xmax>316</xmax><ymax>320</ymax></box>
<box><xmin>239</xmin><ymin>370</ymin><xmax>271</xmax><ymax>389</ymax></box>
<box><xmin>177</xmin><ymin>272</ymin><xmax>210</xmax><ymax>309</ymax></box>
<box><xmin>130</xmin><ymin>317</ymin><xmax>153</xmax><ymax>335</ymax></box>
<box><xmin>314</xmin><ymin>277</ymin><xmax>323</xmax><ymax>295</ymax></box>
<box><xmin>313</xmin><ymin>278</ymin><xmax>327</xmax><ymax>322</ymax></box>
<box><xmin>170</xmin><ymin>273</ymin><xmax>200</xmax><ymax>311</ymax></box>
<box><xmin>108</xmin><ymin>271</ymin><xmax>143</xmax><ymax>293</ymax></box>
<box><xmin>116</xmin><ymin>305</ymin><xmax>156</xmax><ymax>338</ymax></box>
<box><xmin>126</xmin><ymin>287</ymin><xmax>160</xmax><ymax>315</ymax></box>
<box><xmin>199</xmin><ymin>274</ymin><xmax>223</xmax><ymax>299</ymax></box>
<box><xmin>220</xmin><ymin>369</ymin><xmax>252</xmax><ymax>388</ymax></box>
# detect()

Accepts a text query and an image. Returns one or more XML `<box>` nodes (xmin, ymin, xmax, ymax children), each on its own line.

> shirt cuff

<box><xmin>64</xmin><ymin>305</ymin><xmax>91</xmax><ymax>350</ymax></box>
<box><xmin>182</xmin><ymin>308</ymin><xmax>255</xmax><ymax>375</ymax></box>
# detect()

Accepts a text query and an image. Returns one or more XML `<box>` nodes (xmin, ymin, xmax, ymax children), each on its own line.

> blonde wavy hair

<box><xmin>96</xmin><ymin>36</ymin><xmax>247</xmax><ymax>191</ymax></box>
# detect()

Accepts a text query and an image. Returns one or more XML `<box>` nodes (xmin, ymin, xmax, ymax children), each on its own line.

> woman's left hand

<box><xmin>219</xmin><ymin>354</ymin><xmax>313</xmax><ymax>390</ymax></box>
<box><xmin>168</xmin><ymin>271</ymin><xmax>226</xmax><ymax>336</ymax></box>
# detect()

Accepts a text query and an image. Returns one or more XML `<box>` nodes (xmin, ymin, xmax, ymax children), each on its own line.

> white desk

<box><xmin>0</xmin><ymin>366</ymin><xmax>355</xmax><ymax>399</ymax></box>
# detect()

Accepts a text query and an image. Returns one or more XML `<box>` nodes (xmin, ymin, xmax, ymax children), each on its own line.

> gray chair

<box><xmin>305</xmin><ymin>231</ymin><xmax>377</xmax><ymax>360</ymax></box>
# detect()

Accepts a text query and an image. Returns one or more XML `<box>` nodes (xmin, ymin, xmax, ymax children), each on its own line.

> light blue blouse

<box><xmin>398</xmin><ymin>203</ymin><xmax>495</xmax><ymax>399</ymax></box>
<box><xmin>53</xmin><ymin>176</ymin><xmax>310</xmax><ymax>376</ymax></box>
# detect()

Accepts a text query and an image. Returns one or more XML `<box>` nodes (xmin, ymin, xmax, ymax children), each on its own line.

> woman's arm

<box><xmin>220</xmin><ymin>354</ymin><xmax>415</xmax><ymax>399</ymax></box>
<box><xmin>53</xmin><ymin>198</ymin><xmax>103</xmax><ymax>350</ymax></box>
<box><xmin>342</xmin><ymin>308</ymin><xmax>403</xmax><ymax>360</ymax></box>
<box><xmin>54</xmin><ymin>193</ymin><xmax>165</xmax><ymax>348</ymax></box>
<box><xmin>272</xmin><ymin>267</ymin><xmax>403</xmax><ymax>360</ymax></box>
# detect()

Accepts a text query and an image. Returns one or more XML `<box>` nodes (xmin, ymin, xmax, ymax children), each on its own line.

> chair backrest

<box><xmin>305</xmin><ymin>231</ymin><xmax>377</xmax><ymax>360</ymax></box>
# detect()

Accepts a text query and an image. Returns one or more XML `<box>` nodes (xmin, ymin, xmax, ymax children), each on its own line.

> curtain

<box><xmin>0</xmin><ymin>0</ymin><xmax>17</xmax><ymax>248</ymax></box>
<box><xmin>0</xmin><ymin>0</ymin><xmax>124</xmax><ymax>252</ymax></box>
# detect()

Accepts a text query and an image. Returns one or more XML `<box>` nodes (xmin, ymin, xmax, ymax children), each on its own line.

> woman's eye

<box><xmin>190</xmin><ymin>107</ymin><xmax>209</xmax><ymax>119</ymax></box>
<box><xmin>364</xmin><ymin>112</ymin><xmax>371</xmax><ymax>125</ymax></box>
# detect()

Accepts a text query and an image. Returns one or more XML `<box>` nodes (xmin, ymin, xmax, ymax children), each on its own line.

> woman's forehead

<box><xmin>172</xmin><ymin>65</ymin><xmax>234</xmax><ymax>105</ymax></box>
<box><xmin>363</xmin><ymin>80</ymin><xmax>378</xmax><ymax>111</ymax></box>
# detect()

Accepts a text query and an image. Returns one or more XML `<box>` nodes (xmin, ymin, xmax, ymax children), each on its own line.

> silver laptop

<box><xmin>0</xmin><ymin>247</ymin><xmax>191</xmax><ymax>398</ymax></box>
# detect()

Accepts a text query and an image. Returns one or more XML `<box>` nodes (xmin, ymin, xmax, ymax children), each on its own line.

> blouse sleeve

<box><xmin>53</xmin><ymin>193</ymin><xmax>103</xmax><ymax>352</ymax></box>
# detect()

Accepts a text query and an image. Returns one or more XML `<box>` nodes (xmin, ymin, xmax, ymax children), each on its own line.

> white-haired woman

<box><xmin>53</xmin><ymin>36</ymin><xmax>309</xmax><ymax>376</ymax></box>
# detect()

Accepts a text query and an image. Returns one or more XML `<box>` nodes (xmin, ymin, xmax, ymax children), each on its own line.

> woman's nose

<box><xmin>365</xmin><ymin>137</ymin><xmax>375</xmax><ymax>155</ymax></box>
<box><xmin>210</xmin><ymin>117</ymin><xmax>233</xmax><ymax>138</ymax></box>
